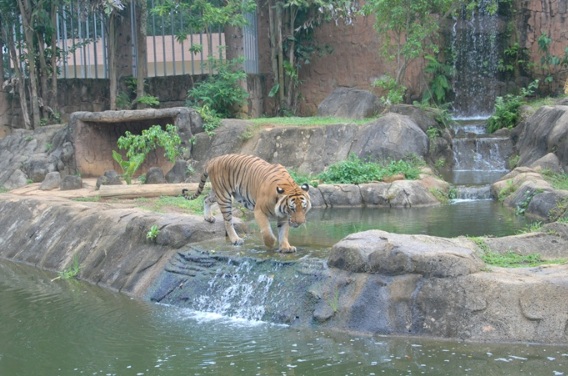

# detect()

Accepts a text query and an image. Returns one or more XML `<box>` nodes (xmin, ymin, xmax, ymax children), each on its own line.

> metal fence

<box><xmin>53</xmin><ymin>0</ymin><xmax>226</xmax><ymax>79</ymax></box>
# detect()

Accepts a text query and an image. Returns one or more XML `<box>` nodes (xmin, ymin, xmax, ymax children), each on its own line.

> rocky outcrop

<box><xmin>190</xmin><ymin>113</ymin><xmax>432</xmax><ymax>176</ymax></box>
<box><xmin>512</xmin><ymin>104</ymin><xmax>568</xmax><ymax>172</ymax></box>
<box><xmin>492</xmin><ymin>166</ymin><xmax>568</xmax><ymax>221</ymax></box>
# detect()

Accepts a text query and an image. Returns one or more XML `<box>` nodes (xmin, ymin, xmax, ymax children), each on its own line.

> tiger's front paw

<box><xmin>262</xmin><ymin>234</ymin><xmax>277</xmax><ymax>248</ymax></box>
<box><xmin>277</xmin><ymin>245</ymin><xmax>297</xmax><ymax>253</ymax></box>
<box><xmin>231</xmin><ymin>236</ymin><xmax>245</xmax><ymax>246</ymax></box>
<box><xmin>204</xmin><ymin>215</ymin><xmax>216</xmax><ymax>223</ymax></box>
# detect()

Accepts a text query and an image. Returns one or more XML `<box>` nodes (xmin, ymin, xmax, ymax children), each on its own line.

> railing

<box><xmin>52</xmin><ymin>0</ymin><xmax>225</xmax><ymax>79</ymax></box>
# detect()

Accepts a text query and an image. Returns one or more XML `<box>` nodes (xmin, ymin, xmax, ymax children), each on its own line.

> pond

<box><xmin>1</xmin><ymin>260</ymin><xmax>566</xmax><ymax>376</ymax></box>
<box><xmin>252</xmin><ymin>200</ymin><xmax>534</xmax><ymax>249</ymax></box>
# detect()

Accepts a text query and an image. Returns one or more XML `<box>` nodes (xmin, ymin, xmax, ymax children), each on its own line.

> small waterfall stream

<box><xmin>447</xmin><ymin>119</ymin><xmax>513</xmax><ymax>200</ymax></box>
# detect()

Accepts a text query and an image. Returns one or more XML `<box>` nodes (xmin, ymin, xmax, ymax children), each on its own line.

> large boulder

<box><xmin>317</xmin><ymin>87</ymin><xmax>383</xmax><ymax>119</ymax></box>
<box><xmin>512</xmin><ymin>104</ymin><xmax>568</xmax><ymax>171</ymax></box>
<box><xmin>328</xmin><ymin>230</ymin><xmax>483</xmax><ymax>277</ymax></box>
<box><xmin>190</xmin><ymin>112</ymin><xmax>430</xmax><ymax>177</ymax></box>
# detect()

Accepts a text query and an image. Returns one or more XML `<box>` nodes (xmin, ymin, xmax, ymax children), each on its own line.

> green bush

<box><xmin>113</xmin><ymin>124</ymin><xmax>182</xmax><ymax>184</ymax></box>
<box><xmin>187</xmin><ymin>58</ymin><xmax>248</xmax><ymax>119</ymax></box>
<box><xmin>316</xmin><ymin>153</ymin><xmax>422</xmax><ymax>184</ymax></box>
<box><xmin>486</xmin><ymin>80</ymin><xmax>538</xmax><ymax>133</ymax></box>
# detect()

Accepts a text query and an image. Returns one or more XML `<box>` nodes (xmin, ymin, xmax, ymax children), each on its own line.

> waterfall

<box><xmin>451</xmin><ymin>0</ymin><xmax>500</xmax><ymax>118</ymax></box>
<box><xmin>152</xmin><ymin>248</ymin><xmax>328</xmax><ymax>323</ymax></box>
<box><xmin>194</xmin><ymin>260</ymin><xmax>274</xmax><ymax>321</ymax></box>
<box><xmin>447</xmin><ymin>119</ymin><xmax>513</xmax><ymax>196</ymax></box>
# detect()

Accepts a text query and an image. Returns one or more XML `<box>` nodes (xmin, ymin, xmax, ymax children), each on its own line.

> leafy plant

<box><xmin>135</xmin><ymin>95</ymin><xmax>160</xmax><ymax>108</ymax></box>
<box><xmin>536</xmin><ymin>33</ymin><xmax>568</xmax><ymax>87</ymax></box>
<box><xmin>486</xmin><ymin>80</ymin><xmax>539</xmax><ymax>133</ymax></box>
<box><xmin>187</xmin><ymin>57</ymin><xmax>248</xmax><ymax>119</ymax></box>
<box><xmin>52</xmin><ymin>256</ymin><xmax>81</xmax><ymax>281</ymax></box>
<box><xmin>423</xmin><ymin>54</ymin><xmax>454</xmax><ymax>105</ymax></box>
<box><xmin>196</xmin><ymin>105</ymin><xmax>222</xmax><ymax>135</ymax></box>
<box><xmin>316</xmin><ymin>153</ymin><xmax>422</xmax><ymax>184</ymax></box>
<box><xmin>112</xmin><ymin>151</ymin><xmax>145</xmax><ymax>185</ymax></box>
<box><xmin>516</xmin><ymin>189</ymin><xmax>540</xmax><ymax>216</ymax></box>
<box><xmin>113</xmin><ymin>124</ymin><xmax>183</xmax><ymax>184</ymax></box>
<box><xmin>372</xmin><ymin>75</ymin><xmax>406</xmax><ymax>105</ymax></box>
<box><xmin>146</xmin><ymin>225</ymin><xmax>160</xmax><ymax>241</ymax></box>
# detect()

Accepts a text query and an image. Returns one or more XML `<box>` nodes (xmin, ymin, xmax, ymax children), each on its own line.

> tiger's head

<box><xmin>275</xmin><ymin>183</ymin><xmax>311</xmax><ymax>227</ymax></box>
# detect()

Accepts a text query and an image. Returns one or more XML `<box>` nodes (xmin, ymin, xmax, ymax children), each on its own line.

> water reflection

<box><xmin>1</xmin><ymin>259</ymin><xmax>567</xmax><ymax>376</ymax></box>
<box><xmin>278</xmin><ymin>201</ymin><xmax>532</xmax><ymax>248</ymax></box>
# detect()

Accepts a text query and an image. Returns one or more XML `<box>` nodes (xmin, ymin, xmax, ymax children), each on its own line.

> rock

<box><xmin>145</xmin><ymin>167</ymin><xmax>166</xmax><ymax>184</ymax></box>
<box><xmin>22</xmin><ymin>155</ymin><xmax>57</xmax><ymax>182</ymax></box>
<box><xmin>96</xmin><ymin>170</ymin><xmax>122</xmax><ymax>190</ymax></box>
<box><xmin>60</xmin><ymin>175</ymin><xmax>83</xmax><ymax>190</ymax></box>
<box><xmin>317</xmin><ymin>87</ymin><xmax>383</xmax><ymax>119</ymax></box>
<box><xmin>40</xmin><ymin>171</ymin><xmax>61</xmax><ymax>190</ymax></box>
<box><xmin>165</xmin><ymin>160</ymin><xmax>189</xmax><ymax>183</ymax></box>
<box><xmin>4</xmin><ymin>169</ymin><xmax>28</xmax><ymax>189</ymax></box>
<box><xmin>485</xmin><ymin>222</ymin><xmax>568</xmax><ymax>259</ymax></box>
<box><xmin>328</xmin><ymin>230</ymin><xmax>483</xmax><ymax>277</ymax></box>
<box><xmin>351</xmin><ymin>114</ymin><xmax>428</xmax><ymax>162</ymax></box>
<box><xmin>512</xmin><ymin>105</ymin><xmax>568</xmax><ymax>171</ymax></box>
<box><xmin>530</xmin><ymin>152</ymin><xmax>563</xmax><ymax>173</ymax></box>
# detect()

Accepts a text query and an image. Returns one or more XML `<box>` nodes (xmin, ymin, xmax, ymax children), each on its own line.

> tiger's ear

<box><xmin>276</xmin><ymin>186</ymin><xmax>285</xmax><ymax>194</ymax></box>
<box><xmin>301</xmin><ymin>183</ymin><xmax>309</xmax><ymax>192</ymax></box>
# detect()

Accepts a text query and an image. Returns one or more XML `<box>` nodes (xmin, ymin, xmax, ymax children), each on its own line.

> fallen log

<box><xmin>98</xmin><ymin>183</ymin><xmax>198</xmax><ymax>199</ymax></box>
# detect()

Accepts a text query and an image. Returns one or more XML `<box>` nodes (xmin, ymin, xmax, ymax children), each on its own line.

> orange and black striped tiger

<box><xmin>182</xmin><ymin>154</ymin><xmax>311</xmax><ymax>252</ymax></box>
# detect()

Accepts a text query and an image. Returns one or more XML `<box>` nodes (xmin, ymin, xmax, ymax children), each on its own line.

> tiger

<box><xmin>182</xmin><ymin>154</ymin><xmax>311</xmax><ymax>253</ymax></box>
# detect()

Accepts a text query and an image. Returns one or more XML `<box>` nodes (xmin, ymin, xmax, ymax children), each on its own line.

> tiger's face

<box><xmin>275</xmin><ymin>183</ymin><xmax>311</xmax><ymax>227</ymax></box>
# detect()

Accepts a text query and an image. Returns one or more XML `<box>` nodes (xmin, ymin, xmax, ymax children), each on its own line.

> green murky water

<box><xmin>246</xmin><ymin>200</ymin><xmax>534</xmax><ymax>249</ymax></box>
<box><xmin>1</xmin><ymin>259</ymin><xmax>566</xmax><ymax>376</ymax></box>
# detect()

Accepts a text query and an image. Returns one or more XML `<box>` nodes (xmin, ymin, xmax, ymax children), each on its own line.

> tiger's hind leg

<box><xmin>203</xmin><ymin>191</ymin><xmax>216</xmax><ymax>223</ymax></box>
<box><xmin>215</xmin><ymin>191</ymin><xmax>244</xmax><ymax>246</ymax></box>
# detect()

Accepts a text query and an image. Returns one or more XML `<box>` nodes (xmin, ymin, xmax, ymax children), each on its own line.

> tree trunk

<box><xmin>17</xmin><ymin>0</ymin><xmax>41</xmax><ymax>128</ymax></box>
<box><xmin>5</xmin><ymin>28</ymin><xmax>31</xmax><ymax>129</ymax></box>
<box><xmin>109</xmin><ymin>13</ymin><xmax>118</xmax><ymax>110</ymax></box>
<box><xmin>268</xmin><ymin>0</ymin><xmax>278</xmax><ymax>105</ymax></box>
<box><xmin>135</xmin><ymin>0</ymin><xmax>148</xmax><ymax>107</ymax></box>
<box><xmin>49</xmin><ymin>2</ymin><xmax>58</xmax><ymax>110</ymax></box>
<box><xmin>275</xmin><ymin>4</ymin><xmax>285</xmax><ymax>109</ymax></box>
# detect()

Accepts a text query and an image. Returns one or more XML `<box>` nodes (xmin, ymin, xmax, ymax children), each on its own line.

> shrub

<box><xmin>187</xmin><ymin>57</ymin><xmax>248</xmax><ymax>119</ymax></box>
<box><xmin>113</xmin><ymin>124</ymin><xmax>182</xmax><ymax>184</ymax></box>
<box><xmin>316</xmin><ymin>153</ymin><xmax>422</xmax><ymax>184</ymax></box>
<box><xmin>486</xmin><ymin>80</ymin><xmax>538</xmax><ymax>133</ymax></box>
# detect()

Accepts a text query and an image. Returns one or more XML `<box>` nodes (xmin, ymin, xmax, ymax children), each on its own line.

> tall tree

<box><xmin>17</xmin><ymin>0</ymin><xmax>41</xmax><ymax>127</ymax></box>
<box><xmin>266</xmin><ymin>0</ymin><xmax>358</xmax><ymax>115</ymax></box>
<box><xmin>360</xmin><ymin>0</ymin><xmax>455</xmax><ymax>86</ymax></box>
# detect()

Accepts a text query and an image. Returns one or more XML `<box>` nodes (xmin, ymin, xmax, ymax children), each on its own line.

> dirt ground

<box><xmin>6</xmin><ymin>179</ymin><xmax>199</xmax><ymax>214</ymax></box>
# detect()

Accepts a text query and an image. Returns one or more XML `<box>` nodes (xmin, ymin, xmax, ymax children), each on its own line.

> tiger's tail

<box><xmin>182</xmin><ymin>172</ymin><xmax>208</xmax><ymax>200</ymax></box>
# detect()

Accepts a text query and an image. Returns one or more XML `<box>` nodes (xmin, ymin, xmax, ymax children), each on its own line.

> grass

<box><xmin>73</xmin><ymin>196</ymin><xmax>101</xmax><ymax>202</ymax></box>
<box><xmin>541</xmin><ymin>170</ymin><xmax>568</xmax><ymax>191</ymax></box>
<box><xmin>135</xmin><ymin>195</ymin><xmax>205</xmax><ymax>214</ymax></box>
<box><xmin>51</xmin><ymin>256</ymin><xmax>81</xmax><ymax>281</ymax></box>
<box><xmin>470</xmin><ymin>236</ymin><xmax>566</xmax><ymax>268</ymax></box>
<box><xmin>314</xmin><ymin>153</ymin><xmax>423</xmax><ymax>184</ymax></box>
<box><xmin>249</xmin><ymin>116</ymin><xmax>372</xmax><ymax>127</ymax></box>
